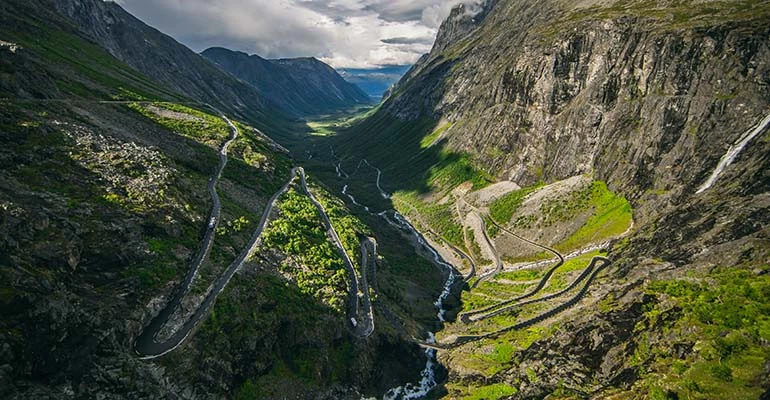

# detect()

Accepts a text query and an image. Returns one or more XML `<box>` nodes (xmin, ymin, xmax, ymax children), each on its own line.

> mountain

<box><xmin>4</xmin><ymin>0</ymin><xmax>770</xmax><ymax>399</ymax></box>
<box><xmin>0</xmin><ymin>0</ymin><xmax>435</xmax><ymax>398</ymax></box>
<box><xmin>202</xmin><ymin>47</ymin><xmax>371</xmax><ymax>117</ymax></box>
<box><xmin>327</xmin><ymin>0</ymin><xmax>770</xmax><ymax>398</ymax></box>
<box><xmin>338</xmin><ymin>65</ymin><xmax>412</xmax><ymax>100</ymax></box>
<box><xmin>46</xmin><ymin>0</ymin><xmax>297</xmax><ymax>128</ymax></box>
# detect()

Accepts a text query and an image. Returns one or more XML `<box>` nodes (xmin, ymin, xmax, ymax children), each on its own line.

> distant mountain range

<box><xmin>23</xmin><ymin>0</ymin><xmax>374</xmax><ymax>121</ymax></box>
<box><xmin>202</xmin><ymin>47</ymin><xmax>372</xmax><ymax>117</ymax></box>
<box><xmin>337</xmin><ymin>65</ymin><xmax>412</xmax><ymax>100</ymax></box>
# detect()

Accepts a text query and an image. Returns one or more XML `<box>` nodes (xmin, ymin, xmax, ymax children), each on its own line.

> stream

<box><xmin>380</xmin><ymin>211</ymin><xmax>458</xmax><ymax>399</ymax></box>
<box><xmin>696</xmin><ymin>111</ymin><xmax>770</xmax><ymax>194</ymax></box>
<box><xmin>331</xmin><ymin>154</ymin><xmax>458</xmax><ymax>398</ymax></box>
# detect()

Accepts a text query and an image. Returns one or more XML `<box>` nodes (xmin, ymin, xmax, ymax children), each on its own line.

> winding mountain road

<box><xmin>459</xmin><ymin>216</ymin><xmax>564</xmax><ymax>323</ymax></box>
<box><xmin>299</xmin><ymin>168</ymin><xmax>375</xmax><ymax>337</ymax></box>
<box><xmin>134</xmin><ymin>119</ymin><xmax>298</xmax><ymax>359</ymax></box>
<box><xmin>469</xmin><ymin>212</ymin><xmax>503</xmax><ymax>288</ymax></box>
<box><xmin>419</xmin><ymin>256</ymin><xmax>611</xmax><ymax>350</ymax></box>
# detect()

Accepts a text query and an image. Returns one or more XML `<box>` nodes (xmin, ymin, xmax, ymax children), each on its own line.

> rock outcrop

<box><xmin>339</xmin><ymin>0</ymin><xmax>770</xmax><ymax>398</ymax></box>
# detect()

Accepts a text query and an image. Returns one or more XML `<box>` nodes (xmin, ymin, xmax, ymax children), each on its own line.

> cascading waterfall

<box><xmin>383</xmin><ymin>334</ymin><xmax>440</xmax><ymax>400</ymax></box>
<box><xmin>696</xmin><ymin>111</ymin><xmax>770</xmax><ymax>194</ymax></box>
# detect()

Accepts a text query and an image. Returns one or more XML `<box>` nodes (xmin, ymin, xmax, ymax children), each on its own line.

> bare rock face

<box><xmin>384</xmin><ymin>0</ymin><xmax>770</xmax><ymax>210</ymax></box>
<box><xmin>365</xmin><ymin>0</ymin><xmax>770</xmax><ymax>397</ymax></box>
<box><xmin>431</xmin><ymin>1</ymin><xmax>498</xmax><ymax>55</ymax></box>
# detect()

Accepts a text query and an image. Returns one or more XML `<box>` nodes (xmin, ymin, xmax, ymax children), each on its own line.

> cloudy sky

<box><xmin>113</xmin><ymin>0</ymin><xmax>482</xmax><ymax>69</ymax></box>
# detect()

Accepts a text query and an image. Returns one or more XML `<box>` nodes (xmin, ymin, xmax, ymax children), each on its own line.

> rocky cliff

<box><xmin>332</xmin><ymin>0</ymin><xmax>770</xmax><ymax>398</ymax></box>
<box><xmin>383</xmin><ymin>0</ymin><xmax>770</xmax><ymax>198</ymax></box>
<box><xmin>203</xmin><ymin>47</ymin><xmax>371</xmax><ymax>117</ymax></box>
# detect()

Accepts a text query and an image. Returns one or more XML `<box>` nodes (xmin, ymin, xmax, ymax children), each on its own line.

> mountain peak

<box><xmin>202</xmin><ymin>46</ymin><xmax>371</xmax><ymax>116</ymax></box>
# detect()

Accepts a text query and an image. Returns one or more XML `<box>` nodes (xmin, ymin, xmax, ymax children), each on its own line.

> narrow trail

<box><xmin>300</xmin><ymin>168</ymin><xmax>374</xmax><ymax>337</ymax></box>
<box><xmin>419</xmin><ymin>256</ymin><xmax>611</xmax><ymax>350</ymax></box>
<box><xmin>697</xmin><ymin>111</ymin><xmax>770</xmax><ymax>194</ymax></box>
<box><xmin>134</xmin><ymin>114</ymin><xmax>298</xmax><ymax>358</ymax></box>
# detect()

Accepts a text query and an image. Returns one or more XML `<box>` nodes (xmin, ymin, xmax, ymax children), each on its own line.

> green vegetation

<box><xmin>419</xmin><ymin>122</ymin><xmax>453</xmax><ymax>148</ymax></box>
<box><xmin>128</xmin><ymin>102</ymin><xmax>230</xmax><ymax>147</ymax></box>
<box><xmin>495</xmin><ymin>268</ymin><xmax>543</xmax><ymax>282</ymax></box>
<box><xmin>427</xmin><ymin>150</ymin><xmax>491</xmax><ymax>191</ymax></box>
<box><xmin>450</xmin><ymin>324</ymin><xmax>559</xmax><ymax>379</ymax></box>
<box><xmin>260</xmin><ymin>189</ymin><xmax>348</xmax><ymax>311</ymax></box>
<box><xmin>393</xmin><ymin>192</ymin><xmax>465</xmax><ymax>248</ymax></box>
<box><xmin>624</xmin><ymin>265</ymin><xmax>770</xmax><ymax>399</ymax></box>
<box><xmin>496</xmin><ymin>179</ymin><xmax>631</xmax><ymax>251</ymax></box>
<box><xmin>193</xmin><ymin>273</ymin><xmax>352</xmax><ymax>397</ymax></box>
<box><xmin>334</xmin><ymin>112</ymin><xmax>490</xmax><ymax>195</ymax></box>
<box><xmin>489</xmin><ymin>185</ymin><xmax>541</xmax><ymax>223</ymax></box>
<box><xmin>128</xmin><ymin>102</ymin><xmax>292</xmax><ymax>194</ymax></box>
<box><xmin>447</xmin><ymin>382</ymin><xmax>518</xmax><ymax>400</ymax></box>
<box><xmin>541</xmin><ymin>250</ymin><xmax>603</xmax><ymax>293</ymax></box>
<box><xmin>308</xmin><ymin>180</ymin><xmax>370</xmax><ymax>269</ymax></box>
<box><xmin>556</xmin><ymin>181</ymin><xmax>632</xmax><ymax>251</ymax></box>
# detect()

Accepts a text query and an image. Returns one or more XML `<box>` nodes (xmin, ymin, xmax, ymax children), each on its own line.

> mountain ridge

<box><xmin>202</xmin><ymin>46</ymin><xmax>371</xmax><ymax>117</ymax></box>
<box><xmin>324</xmin><ymin>0</ymin><xmax>770</xmax><ymax>397</ymax></box>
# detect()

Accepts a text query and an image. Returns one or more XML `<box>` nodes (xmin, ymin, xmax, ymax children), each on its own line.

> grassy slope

<box><xmin>0</xmin><ymin>1</ymin><xmax>183</xmax><ymax>101</ymax></box>
<box><xmin>0</xmin><ymin>4</ymin><xmax>384</xmax><ymax>397</ymax></box>
<box><xmin>604</xmin><ymin>264</ymin><xmax>770</xmax><ymax>399</ymax></box>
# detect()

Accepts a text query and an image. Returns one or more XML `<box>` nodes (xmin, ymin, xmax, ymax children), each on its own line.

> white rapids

<box><xmin>381</xmin><ymin>212</ymin><xmax>458</xmax><ymax>400</ymax></box>
<box><xmin>696</xmin><ymin>111</ymin><xmax>770</xmax><ymax>194</ymax></box>
<box><xmin>383</xmin><ymin>333</ymin><xmax>440</xmax><ymax>400</ymax></box>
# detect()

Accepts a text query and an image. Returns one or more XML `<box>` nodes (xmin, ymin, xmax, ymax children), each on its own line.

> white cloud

<box><xmin>115</xmin><ymin>0</ymin><xmax>485</xmax><ymax>68</ymax></box>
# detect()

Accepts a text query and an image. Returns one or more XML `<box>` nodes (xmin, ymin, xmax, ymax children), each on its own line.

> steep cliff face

<box><xmin>335</xmin><ymin>0</ymin><xmax>770</xmax><ymax>398</ymax></box>
<box><xmin>202</xmin><ymin>47</ymin><xmax>371</xmax><ymax>117</ymax></box>
<box><xmin>384</xmin><ymin>0</ymin><xmax>770</xmax><ymax>204</ymax></box>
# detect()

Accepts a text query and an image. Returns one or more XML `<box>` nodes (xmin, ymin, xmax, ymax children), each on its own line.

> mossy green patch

<box><xmin>460</xmin><ymin>383</ymin><xmax>518</xmax><ymax>400</ymax></box>
<box><xmin>419</xmin><ymin>122</ymin><xmax>453</xmax><ymax>148</ymax></box>
<box><xmin>556</xmin><ymin>181</ymin><xmax>632</xmax><ymax>252</ymax></box>
<box><xmin>489</xmin><ymin>184</ymin><xmax>541</xmax><ymax>224</ymax></box>
<box><xmin>259</xmin><ymin>188</ymin><xmax>348</xmax><ymax>311</ymax></box>
<box><xmin>393</xmin><ymin>192</ymin><xmax>465</xmax><ymax>248</ymax></box>
<box><xmin>621</xmin><ymin>265</ymin><xmax>770</xmax><ymax>399</ymax></box>
<box><xmin>128</xmin><ymin>102</ymin><xmax>229</xmax><ymax>148</ymax></box>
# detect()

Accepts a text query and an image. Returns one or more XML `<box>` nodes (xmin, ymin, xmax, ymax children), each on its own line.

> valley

<box><xmin>2</xmin><ymin>0</ymin><xmax>770</xmax><ymax>399</ymax></box>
